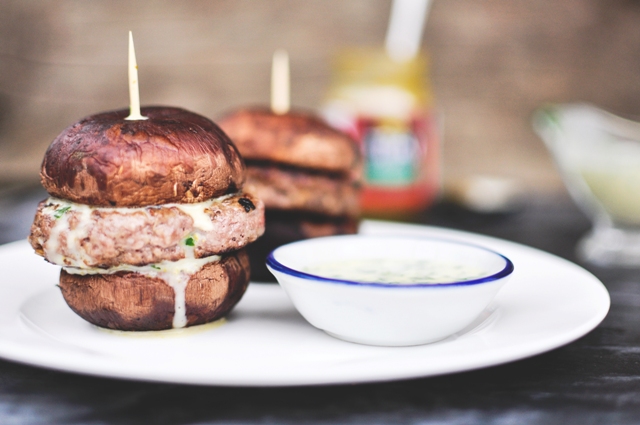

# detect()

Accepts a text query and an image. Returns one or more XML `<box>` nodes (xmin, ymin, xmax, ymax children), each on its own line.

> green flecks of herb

<box><xmin>150</xmin><ymin>265</ymin><xmax>161</xmax><ymax>270</ymax></box>
<box><xmin>185</xmin><ymin>237</ymin><xmax>195</xmax><ymax>247</ymax></box>
<box><xmin>54</xmin><ymin>206</ymin><xmax>71</xmax><ymax>219</ymax></box>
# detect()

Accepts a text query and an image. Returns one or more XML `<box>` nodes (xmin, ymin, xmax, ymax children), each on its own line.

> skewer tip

<box><xmin>271</xmin><ymin>49</ymin><xmax>290</xmax><ymax>115</ymax></box>
<box><xmin>125</xmin><ymin>31</ymin><xmax>148</xmax><ymax>121</ymax></box>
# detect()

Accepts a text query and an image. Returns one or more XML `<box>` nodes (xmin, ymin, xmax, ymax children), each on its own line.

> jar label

<box><xmin>364</xmin><ymin>127</ymin><xmax>420</xmax><ymax>186</ymax></box>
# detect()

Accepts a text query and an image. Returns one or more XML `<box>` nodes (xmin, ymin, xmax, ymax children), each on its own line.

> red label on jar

<box><xmin>352</xmin><ymin>111</ymin><xmax>440</xmax><ymax>216</ymax></box>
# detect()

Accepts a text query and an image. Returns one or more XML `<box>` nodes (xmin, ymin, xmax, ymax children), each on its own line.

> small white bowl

<box><xmin>266</xmin><ymin>235</ymin><xmax>514</xmax><ymax>346</ymax></box>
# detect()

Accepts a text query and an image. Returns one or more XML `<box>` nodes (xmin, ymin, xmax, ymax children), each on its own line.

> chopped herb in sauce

<box><xmin>304</xmin><ymin>259</ymin><xmax>488</xmax><ymax>284</ymax></box>
<box><xmin>238</xmin><ymin>197</ymin><xmax>255</xmax><ymax>212</ymax></box>
<box><xmin>185</xmin><ymin>237</ymin><xmax>195</xmax><ymax>247</ymax></box>
<box><xmin>150</xmin><ymin>265</ymin><xmax>161</xmax><ymax>270</ymax></box>
<box><xmin>54</xmin><ymin>206</ymin><xmax>71</xmax><ymax>219</ymax></box>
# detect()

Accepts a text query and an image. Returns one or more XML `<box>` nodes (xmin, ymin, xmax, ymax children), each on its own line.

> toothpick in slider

<box><xmin>125</xmin><ymin>31</ymin><xmax>148</xmax><ymax>121</ymax></box>
<box><xmin>271</xmin><ymin>49</ymin><xmax>290</xmax><ymax>115</ymax></box>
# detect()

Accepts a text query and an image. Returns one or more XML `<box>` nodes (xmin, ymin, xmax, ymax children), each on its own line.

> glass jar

<box><xmin>322</xmin><ymin>49</ymin><xmax>440</xmax><ymax>219</ymax></box>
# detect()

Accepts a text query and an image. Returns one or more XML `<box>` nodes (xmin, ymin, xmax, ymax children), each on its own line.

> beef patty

<box><xmin>30</xmin><ymin>192</ymin><xmax>265</xmax><ymax>269</ymax></box>
<box><xmin>245</xmin><ymin>164</ymin><xmax>360</xmax><ymax>218</ymax></box>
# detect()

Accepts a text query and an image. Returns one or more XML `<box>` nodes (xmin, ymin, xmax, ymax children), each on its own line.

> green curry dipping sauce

<box><xmin>303</xmin><ymin>258</ymin><xmax>488</xmax><ymax>285</ymax></box>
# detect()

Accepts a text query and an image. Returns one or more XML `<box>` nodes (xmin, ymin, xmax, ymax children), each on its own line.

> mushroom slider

<box><xmin>218</xmin><ymin>108</ymin><xmax>362</xmax><ymax>281</ymax></box>
<box><xmin>29</xmin><ymin>106</ymin><xmax>265</xmax><ymax>331</ymax></box>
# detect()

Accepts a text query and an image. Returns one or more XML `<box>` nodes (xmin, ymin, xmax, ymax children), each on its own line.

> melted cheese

<box><xmin>40</xmin><ymin>196</ymin><xmax>232</xmax><ymax>329</ymax></box>
<box><xmin>42</xmin><ymin>196</ymin><xmax>232</xmax><ymax>232</ymax></box>
<box><xmin>43</xmin><ymin>201</ymin><xmax>93</xmax><ymax>267</ymax></box>
<box><xmin>64</xmin><ymin>255</ymin><xmax>222</xmax><ymax>329</ymax></box>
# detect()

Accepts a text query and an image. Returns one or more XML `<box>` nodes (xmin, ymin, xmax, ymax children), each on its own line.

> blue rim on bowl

<box><xmin>266</xmin><ymin>235</ymin><xmax>515</xmax><ymax>288</ymax></box>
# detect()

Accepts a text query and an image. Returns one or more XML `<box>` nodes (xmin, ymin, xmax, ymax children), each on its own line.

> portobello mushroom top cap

<box><xmin>218</xmin><ymin>108</ymin><xmax>362</xmax><ymax>175</ymax></box>
<box><xmin>41</xmin><ymin>106</ymin><xmax>245</xmax><ymax>207</ymax></box>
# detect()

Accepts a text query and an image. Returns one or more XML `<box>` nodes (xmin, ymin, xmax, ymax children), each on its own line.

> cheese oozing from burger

<box><xmin>31</xmin><ymin>192</ymin><xmax>264</xmax><ymax>270</ymax></box>
<box><xmin>38</xmin><ymin>195</ymin><xmax>229</xmax><ymax>267</ymax></box>
<box><xmin>33</xmin><ymin>194</ymin><xmax>263</xmax><ymax>329</ymax></box>
<box><xmin>65</xmin><ymin>255</ymin><xmax>222</xmax><ymax>329</ymax></box>
<box><xmin>42</xmin><ymin>196</ymin><xmax>231</xmax><ymax>329</ymax></box>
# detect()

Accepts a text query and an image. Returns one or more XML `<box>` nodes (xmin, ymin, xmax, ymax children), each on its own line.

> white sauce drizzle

<box><xmin>41</xmin><ymin>196</ymin><xmax>232</xmax><ymax>329</ymax></box>
<box><xmin>63</xmin><ymin>255</ymin><xmax>221</xmax><ymax>276</ymax></box>
<box><xmin>64</xmin><ymin>255</ymin><xmax>221</xmax><ymax>328</ymax></box>
<box><xmin>42</xmin><ymin>196</ymin><xmax>232</xmax><ymax>234</ymax></box>
<box><xmin>174</xmin><ymin>203</ymin><xmax>215</xmax><ymax>231</ymax></box>
<box><xmin>43</xmin><ymin>205</ymin><xmax>64</xmax><ymax>265</ymax></box>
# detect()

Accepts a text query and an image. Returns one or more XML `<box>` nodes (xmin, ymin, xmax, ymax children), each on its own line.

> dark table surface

<box><xmin>1</xmin><ymin>185</ymin><xmax>639</xmax><ymax>425</ymax></box>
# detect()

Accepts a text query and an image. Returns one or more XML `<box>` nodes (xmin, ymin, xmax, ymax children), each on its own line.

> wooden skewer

<box><xmin>271</xmin><ymin>49</ymin><xmax>290</xmax><ymax>115</ymax></box>
<box><xmin>125</xmin><ymin>31</ymin><xmax>148</xmax><ymax>121</ymax></box>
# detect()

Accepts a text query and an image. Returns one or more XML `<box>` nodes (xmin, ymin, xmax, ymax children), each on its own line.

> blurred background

<box><xmin>2</xmin><ymin>0</ymin><xmax>640</xmax><ymax>233</ymax></box>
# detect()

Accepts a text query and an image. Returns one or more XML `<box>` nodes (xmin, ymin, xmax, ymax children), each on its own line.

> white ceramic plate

<box><xmin>0</xmin><ymin>220</ymin><xmax>610</xmax><ymax>386</ymax></box>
